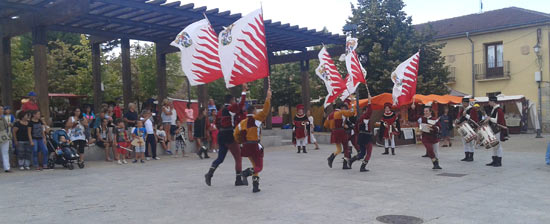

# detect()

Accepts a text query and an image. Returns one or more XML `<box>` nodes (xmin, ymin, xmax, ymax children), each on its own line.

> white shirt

<box><xmin>145</xmin><ymin>118</ymin><xmax>154</xmax><ymax>134</ymax></box>
<box><xmin>161</xmin><ymin>106</ymin><xmax>172</xmax><ymax>123</ymax></box>
<box><xmin>170</xmin><ymin>108</ymin><xmax>177</xmax><ymax>125</ymax></box>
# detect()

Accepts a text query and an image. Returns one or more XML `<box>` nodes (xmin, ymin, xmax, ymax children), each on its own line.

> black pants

<box><xmin>145</xmin><ymin>134</ymin><xmax>157</xmax><ymax>158</ymax></box>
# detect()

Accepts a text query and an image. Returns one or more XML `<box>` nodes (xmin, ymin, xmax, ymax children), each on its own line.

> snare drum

<box><xmin>457</xmin><ymin>122</ymin><xmax>477</xmax><ymax>143</ymax></box>
<box><xmin>476</xmin><ymin>124</ymin><xmax>499</xmax><ymax>149</ymax></box>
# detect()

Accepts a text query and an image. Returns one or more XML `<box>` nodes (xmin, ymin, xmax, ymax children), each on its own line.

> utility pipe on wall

<box><xmin>466</xmin><ymin>32</ymin><xmax>475</xmax><ymax>97</ymax></box>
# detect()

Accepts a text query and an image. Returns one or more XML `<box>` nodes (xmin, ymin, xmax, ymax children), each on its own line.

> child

<box><xmin>96</xmin><ymin>118</ymin><xmax>112</xmax><ymax>161</ymax></box>
<box><xmin>114</xmin><ymin>119</ymin><xmax>130</xmax><ymax>164</ymax></box>
<box><xmin>132</xmin><ymin>120</ymin><xmax>146</xmax><ymax>163</ymax></box>
<box><xmin>173</xmin><ymin>120</ymin><xmax>186</xmax><ymax>158</ymax></box>
<box><xmin>156</xmin><ymin>124</ymin><xmax>172</xmax><ymax>155</ymax></box>
<box><xmin>209</xmin><ymin>113</ymin><xmax>218</xmax><ymax>153</ymax></box>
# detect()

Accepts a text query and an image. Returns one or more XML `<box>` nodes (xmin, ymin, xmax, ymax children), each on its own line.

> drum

<box><xmin>419</xmin><ymin>123</ymin><xmax>432</xmax><ymax>133</ymax></box>
<box><xmin>457</xmin><ymin>122</ymin><xmax>477</xmax><ymax>143</ymax></box>
<box><xmin>476</xmin><ymin>124</ymin><xmax>499</xmax><ymax>149</ymax></box>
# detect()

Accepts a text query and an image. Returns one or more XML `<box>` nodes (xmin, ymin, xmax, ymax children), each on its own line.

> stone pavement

<box><xmin>1</xmin><ymin>134</ymin><xmax>550</xmax><ymax>224</ymax></box>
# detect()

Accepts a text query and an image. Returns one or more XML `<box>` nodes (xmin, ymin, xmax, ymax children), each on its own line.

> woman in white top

<box><xmin>69</xmin><ymin>108</ymin><xmax>87</xmax><ymax>163</ymax></box>
<box><xmin>161</xmin><ymin>99</ymin><xmax>173</xmax><ymax>144</ymax></box>
<box><xmin>307</xmin><ymin>110</ymin><xmax>319</xmax><ymax>150</ymax></box>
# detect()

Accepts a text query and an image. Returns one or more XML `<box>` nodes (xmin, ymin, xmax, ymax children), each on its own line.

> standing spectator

<box><xmin>161</xmin><ymin>99</ymin><xmax>173</xmax><ymax>144</ymax></box>
<box><xmin>13</xmin><ymin>112</ymin><xmax>31</xmax><ymax>170</ymax></box>
<box><xmin>307</xmin><ymin>110</ymin><xmax>320</xmax><ymax>150</ymax></box>
<box><xmin>123</xmin><ymin>103</ymin><xmax>138</xmax><ymax>129</ymax></box>
<box><xmin>209</xmin><ymin>112</ymin><xmax>218</xmax><ymax>153</ymax></box>
<box><xmin>156</xmin><ymin>124</ymin><xmax>171</xmax><ymax>155</ymax></box>
<box><xmin>106</xmin><ymin>105</ymin><xmax>115</xmax><ymax>121</ymax></box>
<box><xmin>96</xmin><ymin>118</ymin><xmax>113</xmax><ymax>162</ymax></box>
<box><xmin>173</xmin><ymin>119</ymin><xmax>186</xmax><ymax>158</ymax></box>
<box><xmin>68</xmin><ymin>108</ymin><xmax>87</xmax><ymax>164</ymax></box>
<box><xmin>113</xmin><ymin>101</ymin><xmax>122</xmax><ymax>120</ymax></box>
<box><xmin>3</xmin><ymin>106</ymin><xmax>16</xmax><ymax>167</ymax></box>
<box><xmin>28</xmin><ymin>110</ymin><xmax>48</xmax><ymax>170</ymax></box>
<box><xmin>143</xmin><ymin>110</ymin><xmax>159</xmax><ymax>160</ymax></box>
<box><xmin>132</xmin><ymin>120</ymin><xmax>146</xmax><ymax>163</ymax></box>
<box><xmin>185</xmin><ymin>103</ymin><xmax>195</xmax><ymax>140</ymax></box>
<box><xmin>83</xmin><ymin>105</ymin><xmax>95</xmax><ymax>126</ymax></box>
<box><xmin>194</xmin><ymin>107</ymin><xmax>210</xmax><ymax>159</ymax></box>
<box><xmin>113</xmin><ymin>119</ymin><xmax>129</xmax><ymax>165</ymax></box>
<box><xmin>169</xmin><ymin>101</ymin><xmax>178</xmax><ymax>142</ymax></box>
<box><xmin>439</xmin><ymin>107</ymin><xmax>452</xmax><ymax>147</ymax></box>
<box><xmin>21</xmin><ymin>92</ymin><xmax>39</xmax><ymax>112</ymax></box>
<box><xmin>208</xmin><ymin>98</ymin><xmax>217</xmax><ymax>116</ymax></box>
<box><xmin>0</xmin><ymin>106</ymin><xmax>12</xmax><ymax>172</ymax></box>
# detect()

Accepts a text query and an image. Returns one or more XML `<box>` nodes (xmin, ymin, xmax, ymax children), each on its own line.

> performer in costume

<box><xmin>412</xmin><ymin>104</ymin><xmax>442</xmax><ymax>169</ymax></box>
<box><xmin>234</xmin><ymin>88</ymin><xmax>271</xmax><ymax>193</ymax></box>
<box><xmin>325</xmin><ymin>103</ymin><xmax>355</xmax><ymax>169</ymax></box>
<box><xmin>379</xmin><ymin>103</ymin><xmax>400</xmax><ymax>155</ymax></box>
<box><xmin>456</xmin><ymin>97</ymin><xmax>481</xmax><ymax>162</ymax></box>
<box><xmin>349</xmin><ymin>92</ymin><xmax>373</xmax><ymax>172</ymax></box>
<box><xmin>485</xmin><ymin>96</ymin><xmax>508</xmax><ymax>167</ymax></box>
<box><xmin>293</xmin><ymin>104</ymin><xmax>309</xmax><ymax>153</ymax></box>
<box><xmin>307</xmin><ymin>110</ymin><xmax>320</xmax><ymax>150</ymax></box>
<box><xmin>205</xmin><ymin>84</ymin><xmax>248</xmax><ymax>186</ymax></box>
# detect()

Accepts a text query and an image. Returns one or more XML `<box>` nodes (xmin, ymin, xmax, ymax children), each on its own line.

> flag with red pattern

<box><xmin>171</xmin><ymin>18</ymin><xmax>223</xmax><ymax>86</ymax></box>
<box><xmin>340</xmin><ymin>37</ymin><xmax>366</xmax><ymax>100</ymax></box>
<box><xmin>391</xmin><ymin>52</ymin><xmax>420</xmax><ymax>106</ymax></box>
<box><xmin>315</xmin><ymin>47</ymin><xmax>347</xmax><ymax>108</ymax></box>
<box><xmin>219</xmin><ymin>9</ymin><xmax>268</xmax><ymax>88</ymax></box>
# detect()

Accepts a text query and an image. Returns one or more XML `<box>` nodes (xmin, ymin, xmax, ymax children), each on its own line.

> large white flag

<box><xmin>219</xmin><ymin>9</ymin><xmax>269</xmax><ymax>88</ymax></box>
<box><xmin>340</xmin><ymin>37</ymin><xmax>367</xmax><ymax>100</ymax></box>
<box><xmin>392</xmin><ymin>52</ymin><xmax>420</xmax><ymax>106</ymax></box>
<box><xmin>171</xmin><ymin>19</ymin><xmax>223</xmax><ymax>86</ymax></box>
<box><xmin>315</xmin><ymin>47</ymin><xmax>347</xmax><ymax>108</ymax></box>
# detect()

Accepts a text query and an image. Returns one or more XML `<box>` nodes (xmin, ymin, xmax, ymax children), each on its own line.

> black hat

<box><xmin>489</xmin><ymin>96</ymin><xmax>498</xmax><ymax>102</ymax></box>
<box><xmin>462</xmin><ymin>97</ymin><xmax>470</xmax><ymax>103</ymax></box>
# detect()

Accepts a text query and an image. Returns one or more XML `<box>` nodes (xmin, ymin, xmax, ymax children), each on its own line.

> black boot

<box><xmin>493</xmin><ymin>157</ymin><xmax>502</xmax><ymax>167</ymax></box>
<box><xmin>235</xmin><ymin>172</ymin><xmax>247</xmax><ymax>186</ymax></box>
<box><xmin>303</xmin><ymin>146</ymin><xmax>307</xmax><ymax>153</ymax></box>
<box><xmin>241</xmin><ymin>168</ymin><xmax>253</xmax><ymax>185</ymax></box>
<box><xmin>297</xmin><ymin>146</ymin><xmax>301</xmax><ymax>153</ymax></box>
<box><xmin>343</xmin><ymin>158</ymin><xmax>351</xmax><ymax>169</ymax></box>
<box><xmin>327</xmin><ymin>153</ymin><xmax>336</xmax><ymax>168</ymax></box>
<box><xmin>461</xmin><ymin>152</ymin><xmax>468</xmax><ymax>161</ymax></box>
<box><xmin>204</xmin><ymin>167</ymin><xmax>216</xmax><ymax>186</ymax></box>
<box><xmin>203</xmin><ymin>147</ymin><xmax>210</xmax><ymax>159</ymax></box>
<box><xmin>382</xmin><ymin>148</ymin><xmax>389</xmax><ymax>155</ymax></box>
<box><xmin>432</xmin><ymin>159</ymin><xmax>442</xmax><ymax>169</ymax></box>
<box><xmin>391</xmin><ymin>148</ymin><xmax>395</xmax><ymax>155</ymax></box>
<box><xmin>422</xmin><ymin>153</ymin><xmax>429</xmax><ymax>157</ymax></box>
<box><xmin>349</xmin><ymin>155</ymin><xmax>358</xmax><ymax>168</ymax></box>
<box><xmin>360</xmin><ymin>161</ymin><xmax>369</xmax><ymax>172</ymax></box>
<box><xmin>467</xmin><ymin>152</ymin><xmax>474</xmax><ymax>162</ymax></box>
<box><xmin>252</xmin><ymin>176</ymin><xmax>261</xmax><ymax>193</ymax></box>
<box><xmin>486</xmin><ymin>156</ymin><xmax>496</xmax><ymax>166</ymax></box>
<box><xmin>197</xmin><ymin>148</ymin><xmax>203</xmax><ymax>159</ymax></box>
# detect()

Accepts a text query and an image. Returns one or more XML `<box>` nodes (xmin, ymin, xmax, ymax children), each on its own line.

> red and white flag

<box><xmin>340</xmin><ymin>37</ymin><xmax>367</xmax><ymax>100</ymax></box>
<box><xmin>392</xmin><ymin>52</ymin><xmax>420</xmax><ymax>106</ymax></box>
<box><xmin>219</xmin><ymin>9</ymin><xmax>268</xmax><ymax>88</ymax></box>
<box><xmin>315</xmin><ymin>47</ymin><xmax>347</xmax><ymax>108</ymax></box>
<box><xmin>171</xmin><ymin>19</ymin><xmax>223</xmax><ymax>86</ymax></box>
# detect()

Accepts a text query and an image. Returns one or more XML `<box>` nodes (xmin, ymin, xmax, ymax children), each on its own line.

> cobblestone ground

<box><xmin>1</xmin><ymin>134</ymin><xmax>550</xmax><ymax>224</ymax></box>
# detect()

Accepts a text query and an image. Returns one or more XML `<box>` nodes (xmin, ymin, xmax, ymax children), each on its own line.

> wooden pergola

<box><xmin>0</xmin><ymin>0</ymin><xmax>345</xmax><ymax>128</ymax></box>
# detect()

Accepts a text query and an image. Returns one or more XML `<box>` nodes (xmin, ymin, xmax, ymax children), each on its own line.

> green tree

<box><xmin>347</xmin><ymin>0</ymin><xmax>449</xmax><ymax>98</ymax></box>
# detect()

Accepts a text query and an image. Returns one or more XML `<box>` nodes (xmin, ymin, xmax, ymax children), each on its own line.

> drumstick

<box><xmin>119</xmin><ymin>146</ymin><xmax>134</xmax><ymax>152</ymax></box>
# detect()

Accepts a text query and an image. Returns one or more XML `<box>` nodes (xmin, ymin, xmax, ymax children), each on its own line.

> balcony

<box><xmin>447</xmin><ymin>67</ymin><xmax>456</xmax><ymax>83</ymax></box>
<box><xmin>475</xmin><ymin>61</ymin><xmax>510</xmax><ymax>81</ymax></box>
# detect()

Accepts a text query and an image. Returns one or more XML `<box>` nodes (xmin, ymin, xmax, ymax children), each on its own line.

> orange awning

<box><xmin>358</xmin><ymin>93</ymin><xmax>462</xmax><ymax>110</ymax></box>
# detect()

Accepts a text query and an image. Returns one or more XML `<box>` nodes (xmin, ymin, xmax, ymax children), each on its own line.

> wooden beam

<box><xmin>121</xmin><ymin>38</ymin><xmax>133</xmax><ymax>109</ymax></box>
<box><xmin>32</xmin><ymin>26</ymin><xmax>50</xmax><ymax>123</ymax></box>
<box><xmin>264</xmin><ymin>66</ymin><xmax>272</xmax><ymax>129</ymax></box>
<box><xmin>0</xmin><ymin>36</ymin><xmax>13</xmax><ymax>109</ymax></box>
<box><xmin>270</xmin><ymin>46</ymin><xmax>345</xmax><ymax>65</ymax></box>
<box><xmin>89</xmin><ymin>35</ymin><xmax>115</xmax><ymax>44</ymax></box>
<box><xmin>197</xmin><ymin>84</ymin><xmax>208</xmax><ymax>109</ymax></box>
<box><xmin>0</xmin><ymin>0</ymin><xmax>89</xmax><ymax>37</ymax></box>
<box><xmin>155</xmin><ymin>43</ymin><xmax>167</xmax><ymax>104</ymax></box>
<box><xmin>91</xmin><ymin>42</ymin><xmax>102</xmax><ymax>113</ymax></box>
<box><xmin>300</xmin><ymin>54</ymin><xmax>311</xmax><ymax>113</ymax></box>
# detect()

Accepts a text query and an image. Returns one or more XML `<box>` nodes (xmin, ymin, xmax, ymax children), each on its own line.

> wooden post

<box><xmin>300</xmin><ymin>55</ymin><xmax>311</xmax><ymax>113</ymax></box>
<box><xmin>1</xmin><ymin>36</ymin><xmax>13</xmax><ymax>109</ymax></box>
<box><xmin>121</xmin><ymin>38</ymin><xmax>132</xmax><ymax>109</ymax></box>
<box><xmin>264</xmin><ymin>65</ymin><xmax>272</xmax><ymax>129</ymax></box>
<box><xmin>32</xmin><ymin>26</ymin><xmax>50</xmax><ymax>123</ymax></box>
<box><xmin>155</xmin><ymin>44</ymin><xmax>167</xmax><ymax>104</ymax></box>
<box><xmin>91</xmin><ymin>42</ymin><xmax>102</xmax><ymax>113</ymax></box>
<box><xmin>197</xmin><ymin>84</ymin><xmax>208</xmax><ymax>109</ymax></box>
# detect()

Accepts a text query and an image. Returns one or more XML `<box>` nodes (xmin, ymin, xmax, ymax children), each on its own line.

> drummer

<box><xmin>484</xmin><ymin>96</ymin><xmax>508</xmax><ymax>167</ymax></box>
<box><xmin>456</xmin><ymin>97</ymin><xmax>480</xmax><ymax>162</ymax></box>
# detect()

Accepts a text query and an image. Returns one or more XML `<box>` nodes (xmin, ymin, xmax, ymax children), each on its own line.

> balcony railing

<box><xmin>475</xmin><ymin>61</ymin><xmax>510</xmax><ymax>80</ymax></box>
<box><xmin>447</xmin><ymin>67</ymin><xmax>456</xmax><ymax>83</ymax></box>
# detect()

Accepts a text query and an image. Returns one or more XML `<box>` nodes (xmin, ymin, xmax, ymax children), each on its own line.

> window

<box><xmin>485</xmin><ymin>42</ymin><xmax>504</xmax><ymax>78</ymax></box>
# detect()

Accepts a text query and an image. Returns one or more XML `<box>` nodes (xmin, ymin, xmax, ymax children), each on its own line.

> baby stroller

<box><xmin>46</xmin><ymin>130</ymin><xmax>84</xmax><ymax>170</ymax></box>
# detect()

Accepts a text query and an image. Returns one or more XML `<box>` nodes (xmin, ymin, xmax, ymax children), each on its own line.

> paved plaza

<box><xmin>1</xmin><ymin>134</ymin><xmax>550</xmax><ymax>224</ymax></box>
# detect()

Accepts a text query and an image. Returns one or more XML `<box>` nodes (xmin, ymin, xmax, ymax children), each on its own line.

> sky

<box><xmin>168</xmin><ymin>0</ymin><xmax>550</xmax><ymax>35</ymax></box>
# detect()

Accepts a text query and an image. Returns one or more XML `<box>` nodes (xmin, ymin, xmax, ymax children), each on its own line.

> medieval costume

<box><xmin>416</xmin><ymin>105</ymin><xmax>442</xmax><ymax>169</ymax></box>
<box><xmin>349</xmin><ymin>103</ymin><xmax>374</xmax><ymax>172</ymax></box>
<box><xmin>379</xmin><ymin>103</ymin><xmax>400</xmax><ymax>155</ymax></box>
<box><xmin>485</xmin><ymin>96</ymin><xmax>508</xmax><ymax>167</ymax></box>
<box><xmin>205</xmin><ymin>91</ymin><xmax>247</xmax><ymax>186</ymax></box>
<box><xmin>234</xmin><ymin>96</ymin><xmax>271</xmax><ymax>193</ymax></box>
<box><xmin>293</xmin><ymin>104</ymin><xmax>309</xmax><ymax>153</ymax></box>
<box><xmin>324</xmin><ymin>104</ymin><xmax>355</xmax><ymax>169</ymax></box>
<box><xmin>456</xmin><ymin>97</ymin><xmax>481</xmax><ymax>162</ymax></box>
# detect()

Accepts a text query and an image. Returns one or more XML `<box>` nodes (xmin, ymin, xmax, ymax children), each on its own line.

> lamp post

<box><xmin>534</xmin><ymin>43</ymin><xmax>543</xmax><ymax>138</ymax></box>
<box><xmin>343</xmin><ymin>23</ymin><xmax>361</xmax><ymax>117</ymax></box>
